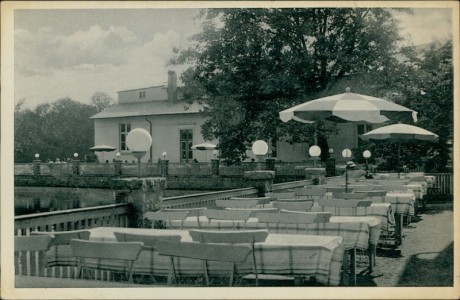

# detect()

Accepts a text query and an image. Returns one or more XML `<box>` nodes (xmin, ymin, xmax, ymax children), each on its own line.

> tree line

<box><xmin>14</xmin><ymin>93</ymin><xmax>113</xmax><ymax>163</ymax></box>
<box><xmin>171</xmin><ymin>8</ymin><xmax>453</xmax><ymax>171</ymax></box>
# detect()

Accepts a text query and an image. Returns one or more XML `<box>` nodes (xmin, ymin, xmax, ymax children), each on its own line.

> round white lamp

<box><xmin>252</xmin><ymin>140</ymin><xmax>268</xmax><ymax>170</ymax></box>
<box><xmin>363</xmin><ymin>150</ymin><xmax>371</xmax><ymax>172</ymax></box>
<box><xmin>34</xmin><ymin>153</ymin><xmax>40</xmax><ymax>160</ymax></box>
<box><xmin>162</xmin><ymin>151</ymin><xmax>167</xmax><ymax>160</ymax></box>
<box><xmin>342</xmin><ymin>148</ymin><xmax>352</xmax><ymax>192</ymax></box>
<box><xmin>126</xmin><ymin>128</ymin><xmax>153</xmax><ymax>178</ymax></box>
<box><xmin>116</xmin><ymin>152</ymin><xmax>121</xmax><ymax>160</ymax></box>
<box><xmin>212</xmin><ymin>150</ymin><xmax>218</xmax><ymax>159</ymax></box>
<box><xmin>309</xmin><ymin>145</ymin><xmax>321</xmax><ymax>168</ymax></box>
<box><xmin>73</xmin><ymin>153</ymin><xmax>78</xmax><ymax>159</ymax></box>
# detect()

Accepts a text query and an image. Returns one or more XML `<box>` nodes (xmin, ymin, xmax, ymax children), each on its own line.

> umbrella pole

<box><xmin>398</xmin><ymin>144</ymin><xmax>401</xmax><ymax>178</ymax></box>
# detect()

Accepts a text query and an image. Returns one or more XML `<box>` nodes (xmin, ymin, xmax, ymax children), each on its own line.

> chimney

<box><xmin>167</xmin><ymin>70</ymin><xmax>177</xmax><ymax>101</ymax></box>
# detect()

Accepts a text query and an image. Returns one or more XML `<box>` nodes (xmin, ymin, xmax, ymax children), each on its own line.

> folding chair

<box><xmin>317</xmin><ymin>199</ymin><xmax>372</xmax><ymax>216</ymax></box>
<box><xmin>156</xmin><ymin>240</ymin><xmax>252</xmax><ymax>286</ymax></box>
<box><xmin>203</xmin><ymin>209</ymin><xmax>252</xmax><ymax>230</ymax></box>
<box><xmin>114</xmin><ymin>231</ymin><xmax>182</xmax><ymax>282</ymax></box>
<box><xmin>15</xmin><ymin>235</ymin><xmax>53</xmax><ymax>277</ymax></box>
<box><xmin>189</xmin><ymin>229</ymin><xmax>268</xmax><ymax>286</ymax></box>
<box><xmin>145</xmin><ymin>210</ymin><xmax>190</xmax><ymax>229</ymax></box>
<box><xmin>256</xmin><ymin>211</ymin><xmax>332</xmax><ymax>234</ymax></box>
<box><xmin>224</xmin><ymin>207</ymin><xmax>278</xmax><ymax>218</ymax></box>
<box><xmin>265</xmin><ymin>191</ymin><xmax>295</xmax><ymax>201</ymax></box>
<box><xmin>333</xmin><ymin>192</ymin><xmax>368</xmax><ymax>200</ymax></box>
<box><xmin>272</xmin><ymin>200</ymin><xmax>314</xmax><ymax>212</ymax></box>
<box><xmin>70</xmin><ymin>239</ymin><xmax>143</xmax><ymax>282</ymax></box>
<box><xmin>160</xmin><ymin>207</ymin><xmax>207</xmax><ymax>228</ymax></box>
<box><xmin>294</xmin><ymin>187</ymin><xmax>326</xmax><ymax>199</ymax></box>
<box><xmin>216</xmin><ymin>199</ymin><xmax>261</xmax><ymax>209</ymax></box>
<box><xmin>31</xmin><ymin>230</ymin><xmax>91</xmax><ymax>267</ymax></box>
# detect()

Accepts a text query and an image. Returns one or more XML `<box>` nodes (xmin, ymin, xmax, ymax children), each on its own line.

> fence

<box><xmin>14</xmin><ymin>204</ymin><xmax>130</xmax><ymax>236</ymax></box>
<box><xmin>425</xmin><ymin>173</ymin><xmax>454</xmax><ymax>196</ymax></box>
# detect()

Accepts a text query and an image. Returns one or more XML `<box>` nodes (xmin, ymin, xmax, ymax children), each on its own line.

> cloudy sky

<box><xmin>13</xmin><ymin>6</ymin><xmax>453</xmax><ymax>109</ymax></box>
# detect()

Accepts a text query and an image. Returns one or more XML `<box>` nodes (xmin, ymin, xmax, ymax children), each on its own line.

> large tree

<box><xmin>172</xmin><ymin>8</ymin><xmax>404</xmax><ymax>162</ymax></box>
<box><xmin>14</xmin><ymin>98</ymin><xmax>98</xmax><ymax>163</ymax></box>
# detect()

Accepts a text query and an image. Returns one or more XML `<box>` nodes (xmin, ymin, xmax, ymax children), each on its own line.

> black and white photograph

<box><xmin>1</xmin><ymin>1</ymin><xmax>458</xmax><ymax>299</ymax></box>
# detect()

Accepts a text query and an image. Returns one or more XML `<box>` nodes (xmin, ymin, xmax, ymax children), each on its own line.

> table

<box><xmin>85</xmin><ymin>227</ymin><xmax>345</xmax><ymax>286</ymax></box>
<box><xmin>384</xmin><ymin>193</ymin><xmax>415</xmax><ymax>216</ymax></box>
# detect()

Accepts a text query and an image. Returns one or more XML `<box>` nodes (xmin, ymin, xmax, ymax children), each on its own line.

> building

<box><xmin>90</xmin><ymin>71</ymin><xmax>374</xmax><ymax>163</ymax></box>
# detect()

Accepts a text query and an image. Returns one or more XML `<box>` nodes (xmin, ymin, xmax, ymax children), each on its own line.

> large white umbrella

<box><xmin>191</xmin><ymin>142</ymin><xmax>218</xmax><ymax>162</ymax></box>
<box><xmin>89</xmin><ymin>145</ymin><xmax>116</xmax><ymax>163</ymax></box>
<box><xmin>361</xmin><ymin>123</ymin><xmax>438</xmax><ymax>177</ymax></box>
<box><xmin>279</xmin><ymin>88</ymin><xmax>418</xmax><ymax>124</ymax></box>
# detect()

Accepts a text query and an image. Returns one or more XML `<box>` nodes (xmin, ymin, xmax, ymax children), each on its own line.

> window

<box><xmin>357</xmin><ymin>124</ymin><xmax>373</xmax><ymax>145</ymax></box>
<box><xmin>120</xmin><ymin>123</ymin><xmax>131</xmax><ymax>151</ymax></box>
<box><xmin>180</xmin><ymin>130</ymin><xmax>193</xmax><ymax>162</ymax></box>
<box><xmin>139</xmin><ymin>91</ymin><xmax>145</xmax><ymax>98</ymax></box>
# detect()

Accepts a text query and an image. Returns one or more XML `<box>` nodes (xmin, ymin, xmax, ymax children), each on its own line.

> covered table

<box><xmin>86</xmin><ymin>227</ymin><xmax>345</xmax><ymax>286</ymax></box>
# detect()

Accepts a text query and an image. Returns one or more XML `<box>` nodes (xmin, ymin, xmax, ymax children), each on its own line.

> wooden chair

<box><xmin>31</xmin><ymin>230</ymin><xmax>91</xmax><ymax>267</ymax></box>
<box><xmin>15</xmin><ymin>235</ymin><xmax>53</xmax><ymax>277</ymax></box>
<box><xmin>145</xmin><ymin>210</ymin><xmax>190</xmax><ymax>229</ymax></box>
<box><xmin>256</xmin><ymin>211</ymin><xmax>332</xmax><ymax>234</ymax></box>
<box><xmin>189</xmin><ymin>229</ymin><xmax>268</xmax><ymax>286</ymax></box>
<box><xmin>203</xmin><ymin>209</ymin><xmax>252</xmax><ymax>230</ymax></box>
<box><xmin>317</xmin><ymin>199</ymin><xmax>373</xmax><ymax>216</ymax></box>
<box><xmin>294</xmin><ymin>187</ymin><xmax>326</xmax><ymax>199</ymax></box>
<box><xmin>265</xmin><ymin>191</ymin><xmax>295</xmax><ymax>200</ymax></box>
<box><xmin>160</xmin><ymin>207</ymin><xmax>207</xmax><ymax>228</ymax></box>
<box><xmin>272</xmin><ymin>200</ymin><xmax>314</xmax><ymax>212</ymax></box>
<box><xmin>333</xmin><ymin>192</ymin><xmax>368</xmax><ymax>200</ymax></box>
<box><xmin>215</xmin><ymin>199</ymin><xmax>261</xmax><ymax>209</ymax></box>
<box><xmin>156</xmin><ymin>240</ymin><xmax>252</xmax><ymax>286</ymax></box>
<box><xmin>70</xmin><ymin>239</ymin><xmax>143</xmax><ymax>282</ymax></box>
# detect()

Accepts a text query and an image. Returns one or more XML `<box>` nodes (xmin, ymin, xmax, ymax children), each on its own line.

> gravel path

<box><xmin>358</xmin><ymin>207</ymin><xmax>454</xmax><ymax>286</ymax></box>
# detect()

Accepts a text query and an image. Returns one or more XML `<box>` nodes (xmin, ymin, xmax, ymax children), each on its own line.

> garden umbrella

<box><xmin>361</xmin><ymin>123</ymin><xmax>438</xmax><ymax>177</ymax></box>
<box><xmin>89</xmin><ymin>145</ymin><xmax>116</xmax><ymax>163</ymax></box>
<box><xmin>191</xmin><ymin>142</ymin><xmax>218</xmax><ymax>161</ymax></box>
<box><xmin>279</xmin><ymin>88</ymin><xmax>418</xmax><ymax>124</ymax></box>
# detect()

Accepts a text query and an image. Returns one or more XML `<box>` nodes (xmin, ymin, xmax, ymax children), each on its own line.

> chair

<box><xmin>15</xmin><ymin>235</ymin><xmax>53</xmax><ymax>276</ymax></box>
<box><xmin>224</xmin><ymin>207</ymin><xmax>278</xmax><ymax>218</ymax></box>
<box><xmin>266</xmin><ymin>191</ymin><xmax>295</xmax><ymax>200</ymax></box>
<box><xmin>160</xmin><ymin>207</ymin><xmax>207</xmax><ymax>228</ymax></box>
<box><xmin>294</xmin><ymin>187</ymin><xmax>326</xmax><ymax>199</ymax></box>
<box><xmin>203</xmin><ymin>209</ymin><xmax>252</xmax><ymax>230</ymax></box>
<box><xmin>216</xmin><ymin>199</ymin><xmax>261</xmax><ymax>209</ymax></box>
<box><xmin>156</xmin><ymin>240</ymin><xmax>252</xmax><ymax>286</ymax></box>
<box><xmin>333</xmin><ymin>192</ymin><xmax>368</xmax><ymax>200</ymax></box>
<box><xmin>189</xmin><ymin>229</ymin><xmax>269</xmax><ymax>286</ymax></box>
<box><xmin>70</xmin><ymin>239</ymin><xmax>143</xmax><ymax>282</ymax></box>
<box><xmin>114</xmin><ymin>231</ymin><xmax>182</xmax><ymax>281</ymax></box>
<box><xmin>31</xmin><ymin>230</ymin><xmax>91</xmax><ymax>267</ymax></box>
<box><xmin>272</xmin><ymin>200</ymin><xmax>314</xmax><ymax>212</ymax></box>
<box><xmin>317</xmin><ymin>199</ymin><xmax>373</xmax><ymax>216</ymax></box>
<box><xmin>256</xmin><ymin>211</ymin><xmax>332</xmax><ymax>234</ymax></box>
<box><xmin>145</xmin><ymin>210</ymin><xmax>190</xmax><ymax>229</ymax></box>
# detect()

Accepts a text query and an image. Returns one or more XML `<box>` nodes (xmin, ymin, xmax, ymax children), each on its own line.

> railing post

<box><xmin>72</xmin><ymin>159</ymin><xmax>80</xmax><ymax>175</ymax></box>
<box><xmin>114</xmin><ymin>160</ymin><xmax>122</xmax><ymax>176</ymax></box>
<box><xmin>110</xmin><ymin>177</ymin><xmax>167</xmax><ymax>228</ymax></box>
<box><xmin>33</xmin><ymin>159</ymin><xmax>41</xmax><ymax>176</ymax></box>
<box><xmin>244</xmin><ymin>171</ymin><xmax>275</xmax><ymax>197</ymax></box>
<box><xmin>211</xmin><ymin>159</ymin><xmax>220</xmax><ymax>175</ymax></box>
<box><xmin>265</xmin><ymin>158</ymin><xmax>276</xmax><ymax>171</ymax></box>
<box><xmin>160</xmin><ymin>160</ymin><xmax>169</xmax><ymax>177</ymax></box>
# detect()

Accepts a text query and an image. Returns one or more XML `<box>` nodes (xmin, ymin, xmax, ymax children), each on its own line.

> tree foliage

<box><xmin>15</xmin><ymin>98</ymin><xmax>98</xmax><ymax>163</ymax></box>
<box><xmin>171</xmin><ymin>8</ymin><xmax>404</xmax><ymax>162</ymax></box>
<box><xmin>90</xmin><ymin>92</ymin><xmax>114</xmax><ymax>112</ymax></box>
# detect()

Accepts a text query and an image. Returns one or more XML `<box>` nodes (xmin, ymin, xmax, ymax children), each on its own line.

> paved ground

<box><xmin>357</xmin><ymin>206</ymin><xmax>454</xmax><ymax>287</ymax></box>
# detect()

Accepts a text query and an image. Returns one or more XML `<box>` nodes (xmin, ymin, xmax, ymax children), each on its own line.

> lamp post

<box><xmin>252</xmin><ymin>140</ymin><xmax>268</xmax><ymax>170</ymax></box>
<box><xmin>33</xmin><ymin>153</ymin><xmax>41</xmax><ymax>176</ymax></box>
<box><xmin>126</xmin><ymin>128</ymin><xmax>153</xmax><ymax>178</ymax></box>
<box><xmin>363</xmin><ymin>150</ymin><xmax>371</xmax><ymax>172</ymax></box>
<box><xmin>342</xmin><ymin>148</ymin><xmax>352</xmax><ymax>193</ymax></box>
<box><xmin>308</xmin><ymin>145</ymin><xmax>321</xmax><ymax>168</ymax></box>
<box><xmin>161</xmin><ymin>152</ymin><xmax>169</xmax><ymax>177</ymax></box>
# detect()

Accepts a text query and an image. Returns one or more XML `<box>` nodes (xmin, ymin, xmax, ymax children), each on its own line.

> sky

<box><xmin>13</xmin><ymin>6</ymin><xmax>453</xmax><ymax>110</ymax></box>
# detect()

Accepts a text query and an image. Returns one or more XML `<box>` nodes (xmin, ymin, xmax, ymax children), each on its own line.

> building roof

<box><xmin>90</xmin><ymin>100</ymin><xmax>203</xmax><ymax>119</ymax></box>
